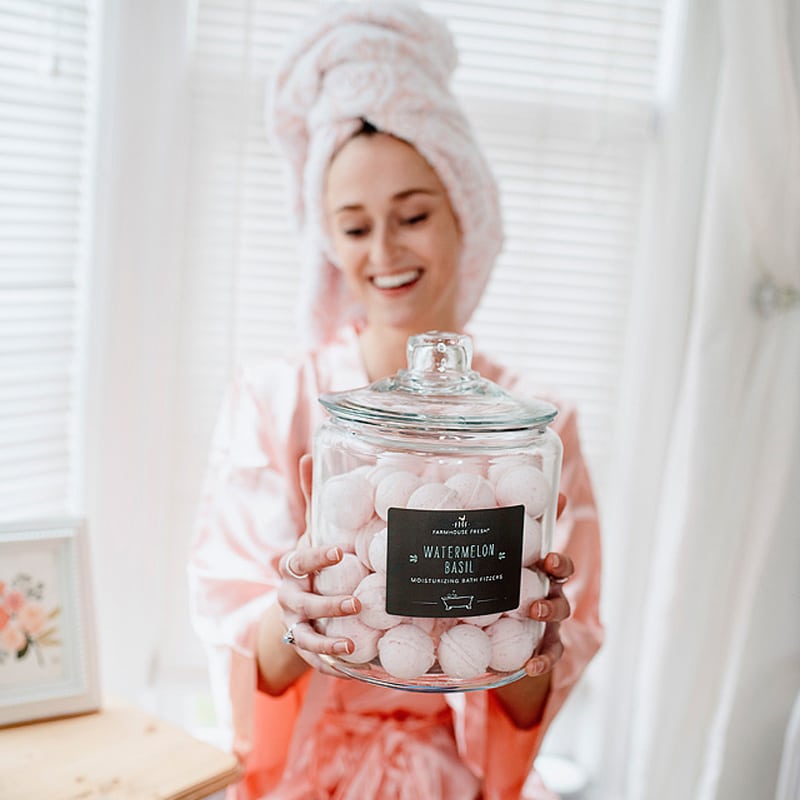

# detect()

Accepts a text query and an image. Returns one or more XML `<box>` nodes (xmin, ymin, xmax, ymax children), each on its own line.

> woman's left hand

<box><xmin>523</xmin><ymin>490</ymin><xmax>572</xmax><ymax>677</ymax></box>
<box><xmin>523</xmin><ymin>550</ymin><xmax>574</xmax><ymax>678</ymax></box>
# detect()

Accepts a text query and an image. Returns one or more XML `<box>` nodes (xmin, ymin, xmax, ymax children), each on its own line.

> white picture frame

<box><xmin>0</xmin><ymin>518</ymin><xmax>100</xmax><ymax>727</ymax></box>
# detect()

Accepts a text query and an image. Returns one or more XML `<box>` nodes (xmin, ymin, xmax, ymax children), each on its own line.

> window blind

<box><xmin>0</xmin><ymin>0</ymin><xmax>96</xmax><ymax>521</ymax></box>
<box><xmin>177</xmin><ymin>0</ymin><xmax>665</xmax><ymax>499</ymax></box>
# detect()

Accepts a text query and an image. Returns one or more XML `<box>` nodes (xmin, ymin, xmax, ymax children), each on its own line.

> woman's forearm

<box><xmin>492</xmin><ymin>672</ymin><xmax>552</xmax><ymax>729</ymax></box>
<box><xmin>256</xmin><ymin>603</ymin><xmax>310</xmax><ymax>696</ymax></box>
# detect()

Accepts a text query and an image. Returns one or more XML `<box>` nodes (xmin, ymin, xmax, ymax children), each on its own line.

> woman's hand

<box><xmin>524</xmin><ymin>490</ymin><xmax>571</xmax><ymax>676</ymax></box>
<box><xmin>276</xmin><ymin>538</ymin><xmax>362</xmax><ymax>670</ymax></box>
<box><xmin>274</xmin><ymin>454</ymin><xmax>362</xmax><ymax>670</ymax></box>
<box><xmin>257</xmin><ymin>455</ymin><xmax>363</xmax><ymax>695</ymax></box>
<box><xmin>492</xmin><ymin>492</ymin><xmax>573</xmax><ymax>727</ymax></box>
<box><xmin>524</xmin><ymin>549</ymin><xmax>574</xmax><ymax>678</ymax></box>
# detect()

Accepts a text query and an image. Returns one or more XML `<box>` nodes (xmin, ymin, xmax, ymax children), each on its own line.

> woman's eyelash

<box><xmin>341</xmin><ymin>212</ymin><xmax>428</xmax><ymax>237</ymax></box>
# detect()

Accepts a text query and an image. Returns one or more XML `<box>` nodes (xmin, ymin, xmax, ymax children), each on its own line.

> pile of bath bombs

<box><xmin>314</xmin><ymin>456</ymin><xmax>552</xmax><ymax>682</ymax></box>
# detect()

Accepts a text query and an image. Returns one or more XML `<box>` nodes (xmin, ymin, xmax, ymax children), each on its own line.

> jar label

<box><xmin>385</xmin><ymin>505</ymin><xmax>524</xmax><ymax>617</ymax></box>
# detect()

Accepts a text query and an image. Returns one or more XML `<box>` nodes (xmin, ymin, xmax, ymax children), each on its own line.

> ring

<box><xmin>551</xmin><ymin>575</ymin><xmax>569</xmax><ymax>584</ymax></box>
<box><xmin>284</xmin><ymin>552</ymin><xmax>308</xmax><ymax>580</ymax></box>
<box><xmin>281</xmin><ymin>623</ymin><xmax>298</xmax><ymax>646</ymax></box>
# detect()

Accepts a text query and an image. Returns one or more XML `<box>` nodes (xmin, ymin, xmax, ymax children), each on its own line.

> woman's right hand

<box><xmin>276</xmin><ymin>538</ymin><xmax>362</xmax><ymax>670</ymax></box>
<box><xmin>275</xmin><ymin>453</ymin><xmax>362</xmax><ymax>670</ymax></box>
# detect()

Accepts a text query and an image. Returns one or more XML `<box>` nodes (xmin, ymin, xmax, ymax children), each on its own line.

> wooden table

<box><xmin>0</xmin><ymin>700</ymin><xmax>240</xmax><ymax>799</ymax></box>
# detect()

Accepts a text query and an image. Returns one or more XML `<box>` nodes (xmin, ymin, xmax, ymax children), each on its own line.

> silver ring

<box><xmin>284</xmin><ymin>552</ymin><xmax>308</xmax><ymax>580</ymax></box>
<box><xmin>281</xmin><ymin>623</ymin><xmax>298</xmax><ymax>646</ymax></box>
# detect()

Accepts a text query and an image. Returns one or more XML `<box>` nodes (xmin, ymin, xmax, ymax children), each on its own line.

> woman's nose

<box><xmin>369</xmin><ymin>224</ymin><xmax>399</xmax><ymax>267</ymax></box>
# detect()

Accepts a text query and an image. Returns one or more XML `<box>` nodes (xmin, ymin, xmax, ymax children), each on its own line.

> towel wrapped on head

<box><xmin>270</xmin><ymin>1</ymin><xmax>504</xmax><ymax>344</ymax></box>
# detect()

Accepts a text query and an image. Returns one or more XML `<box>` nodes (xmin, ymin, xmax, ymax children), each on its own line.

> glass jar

<box><xmin>311</xmin><ymin>331</ymin><xmax>562</xmax><ymax>692</ymax></box>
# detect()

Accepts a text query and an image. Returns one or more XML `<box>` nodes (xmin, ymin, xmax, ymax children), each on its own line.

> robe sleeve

<box><xmin>187</xmin><ymin>362</ymin><xmax>314</xmax><ymax>797</ymax></box>
<box><xmin>451</xmin><ymin>402</ymin><xmax>604</xmax><ymax>800</ymax></box>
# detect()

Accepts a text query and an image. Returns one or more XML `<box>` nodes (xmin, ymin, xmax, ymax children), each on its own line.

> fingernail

<box><xmin>333</xmin><ymin>639</ymin><xmax>353</xmax><ymax>655</ymax></box>
<box><xmin>340</xmin><ymin>598</ymin><xmax>358</xmax><ymax>614</ymax></box>
<box><xmin>527</xmin><ymin>658</ymin><xmax>546</xmax><ymax>677</ymax></box>
<box><xmin>551</xmin><ymin>554</ymin><xmax>561</xmax><ymax>569</ymax></box>
<box><xmin>534</xmin><ymin>601</ymin><xmax>549</xmax><ymax>620</ymax></box>
<box><xmin>326</xmin><ymin>547</ymin><xmax>341</xmax><ymax>562</ymax></box>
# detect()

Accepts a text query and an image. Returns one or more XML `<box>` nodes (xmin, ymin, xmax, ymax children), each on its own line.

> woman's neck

<box><xmin>357</xmin><ymin>326</ymin><xmax>410</xmax><ymax>382</ymax></box>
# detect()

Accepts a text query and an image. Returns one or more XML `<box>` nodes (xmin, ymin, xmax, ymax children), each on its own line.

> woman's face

<box><xmin>324</xmin><ymin>133</ymin><xmax>462</xmax><ymax>334</ymax></box>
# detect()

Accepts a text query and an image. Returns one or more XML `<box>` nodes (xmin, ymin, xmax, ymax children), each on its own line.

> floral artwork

<box><xmin>0</xmin><ymin>541</ymin><xmax>70</xmax><ymax>695</ymax></box>
<box><xmin>0</xmin><ymin>522</ymin><xmax>99</xmax><ymax>726</ymax></box>
<box><xmin>0</xmin><ymin>574</ymin><xmax>61</xmax><ymax>668</ymax></box>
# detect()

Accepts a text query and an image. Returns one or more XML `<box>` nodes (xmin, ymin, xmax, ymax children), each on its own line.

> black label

<box><xmin>385</xmin><ymin>505</ymin><xmax>524</xmax><ymax>618</ymax></box>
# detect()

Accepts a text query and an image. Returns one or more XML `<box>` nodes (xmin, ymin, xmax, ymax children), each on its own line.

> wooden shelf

<box><xmin>0</xmin><ymin>699</ymin><xmax>240</xmax><ymax>799</ymax></box>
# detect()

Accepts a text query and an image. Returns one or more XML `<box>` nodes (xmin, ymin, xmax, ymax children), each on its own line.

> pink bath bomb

<box><xmin>325</xmin><ymin>616</ymin><xmax>381</xmax><ymax>664</ymax></box>
<box><xmin>354</xmin><ymin>520</ymin><xmax>381</xmax><ymax>567</ymax></box>
<box><xmin>486</xmin><ymin>617</ymin><xmax>542</xmax><ymax>672</ymax></box>
<box><xmin>413</xmin><ymin>617</ymin><xmax>457</xmax><ymax>645</ymax></box>
<box><xmin>374</xmin><ymin>470</ymin><xmax>423</xmax><ymax>520</ymax></box>
<box><xmin>366</xmin><ymin>463</ymin><xmax>396</xmax><ymax>487</ymax></box>
<box><xmin>367</xmin><ymin>526</ymin><xmax>388</xmax><ymax>573</ymax></box>
<box><xmin>315</xmin><ymin>520</ymin><xmax>357</xmax><ymax>552</ymax></box>
<box><xmin>376</xmin><ymin>453</ymin><xmax>421</xmax><ymax>475</ymax></box>
<box><xmin>521</xmin><ymin>515</ymin><xmax>543</xmax><ymax>566</ymax></box>
<box><xmin>458</xmin><ymin>612</ymin><xmax>502</xmax><ymax>627</ymax></box>
<box><xmin>436</xmin><ymin>624</ymin><xmax>492</xmax><ymax>680</ymax></box>
<box><xmin>314</xmin><ymin>553</ymin><xmax>369</xmax><ymax>596</ymax></box>
<box><xmin>507</xmin><ymin>568</ymin><xmax>549</xmax><ymax>620</ymax></box>
<box><xmin>378</xmin><ymin>623</ymin><xmax>436</xmax><ymax>679</ymax></box>
<box><xmin>320</xmin><ymin>472</ymin><xmax>375</xmax><ymax>530</ymax></box>
<box><xmin>407</xmin><ymin>483</ymin><xmax>461</xmax><ymax>510</ymax></box>
<box><xmin>495</xmin><ymin>465</ymin><xmax>551</xmax><ymax>518</ymax></box>
<box><xmin>487</xmin><ymin>456</ymin><xmax>529</xmax><ymax>487</ymax></box>
<box><xmin>441</xmin><ymin>460</ymin><xmax>486</xmax><ymax>480</ymax></box>
<box><xmin>411</xmin><ymin>617</ymin><xmax>437</xmax><ymax>635</ymax></box>
<box><xmin>354</xmin><ymin>573</ymin><xmax>405</xmax><ymax>630</ymax></box>
<box><xmin>445</xmin><ymin>473</ymin><xmax>496</xmax><ymax>509</ymax></box>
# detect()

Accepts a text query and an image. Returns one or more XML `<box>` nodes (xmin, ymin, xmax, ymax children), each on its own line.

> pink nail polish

<box><xmin>528</xmin><ymin>659</ymin><xmax>545</xmax><ymax>676</ymax></box>
<box><xmin>340</xmin><ymin>598</ymin><xmax>357</xmax><ymax>614</ymax></box>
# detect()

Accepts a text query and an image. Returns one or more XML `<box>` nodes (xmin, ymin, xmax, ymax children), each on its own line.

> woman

<box><xmin>189</xmin><ymin>4</ymin><xmax>603</xmax><ymax>799</ymax></box>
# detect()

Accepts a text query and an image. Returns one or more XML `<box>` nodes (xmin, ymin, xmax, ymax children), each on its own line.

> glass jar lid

<box><xmin>319</xmin><ymin>331</ymin><xmax>557</xmax><ymax>433</ymax></box>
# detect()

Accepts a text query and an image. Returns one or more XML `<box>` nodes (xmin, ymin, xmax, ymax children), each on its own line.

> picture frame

<box><xmin>0</xmin><ymin>518</ymin><xmax>100</xmax><ymax>727</ymax></box>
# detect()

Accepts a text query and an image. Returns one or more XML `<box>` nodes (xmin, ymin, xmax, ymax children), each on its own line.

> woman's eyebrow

<box><xmin>333</xmin><ymin>188</ymin><xmax>438</xmax><ymax>214</ymax></box>
<box><xmin>392</xmin><ymin>187</ymin><xmax>437</xmax><ymax>200</ymax></box>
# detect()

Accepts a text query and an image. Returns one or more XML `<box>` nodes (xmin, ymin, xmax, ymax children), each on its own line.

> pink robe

<box><xmin>188</xmin><ymin>324</ymin><xmax>603</xmax><ymax>800</ymax></box>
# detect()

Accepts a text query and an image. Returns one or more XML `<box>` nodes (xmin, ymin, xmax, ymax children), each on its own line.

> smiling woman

<box><xmin>324</xmin><ymin>132</ymin><xmax>463</xmax><ymax>378</ymax></box>
<box><xmin>187</xmin><ymin>3</ymin><xmax>602</xmax><ymax>799</ymax></box>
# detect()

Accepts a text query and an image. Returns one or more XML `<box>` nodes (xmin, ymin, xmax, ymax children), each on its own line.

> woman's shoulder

<box><xmin>236</xmin><ymin>324</ymin><xmax>365</xmax><ymax>402</ymax></box>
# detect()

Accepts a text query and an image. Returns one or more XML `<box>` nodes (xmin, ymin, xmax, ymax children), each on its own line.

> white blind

<box><xmin>178</xmin><ymin>0</ymin><xmax>665</xmax><ymax>492</ymax></box>
<box><xmin>160</xmin><ymin>0</ymin><xmax>668</xmax><ymax>723</ymax></box>
<box><xmin>0</xmin><ymin>0</ymin><xmax>96</xmax><ymax>521</ymax></box>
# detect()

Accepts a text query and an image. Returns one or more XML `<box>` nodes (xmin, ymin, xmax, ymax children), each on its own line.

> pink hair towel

<box><xmin>269</xmin><ymin>1</ymin><xmax>504</xmax><ymax>345</ymax></box>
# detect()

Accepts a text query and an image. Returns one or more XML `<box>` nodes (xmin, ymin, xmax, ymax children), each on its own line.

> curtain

<box><xmin>599</xmin><ymin>0</ymin><xmax>800</xmax><ymax>797</ymax></box>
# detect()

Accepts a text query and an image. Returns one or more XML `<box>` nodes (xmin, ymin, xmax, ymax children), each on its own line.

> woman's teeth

<box><xmin>372</xmin><ymin>269</ymin><xmax>422</xmax><ymax>289</ymax></box>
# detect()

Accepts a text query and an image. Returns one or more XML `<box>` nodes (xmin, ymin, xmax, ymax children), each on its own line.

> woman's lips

<box><xmin>371</xmin><ymin>269</ymin><xmax>423</xmax><ymax>290</ymax></box>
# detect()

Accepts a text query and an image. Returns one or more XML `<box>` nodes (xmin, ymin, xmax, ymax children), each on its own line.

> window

<box><xmin>177</xmin><ymin>0</ymin><xmax>666</xmax><ymax>497</ymax></box>
<box><xmin>0</xmin><ymin>0</ymin><xmax>97</xmax><ymax>522</ymax></box>
<box><xmin>159</xmin><ymin>0</ymin><xmax>668</xmax><ymax>700</ymax></box>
